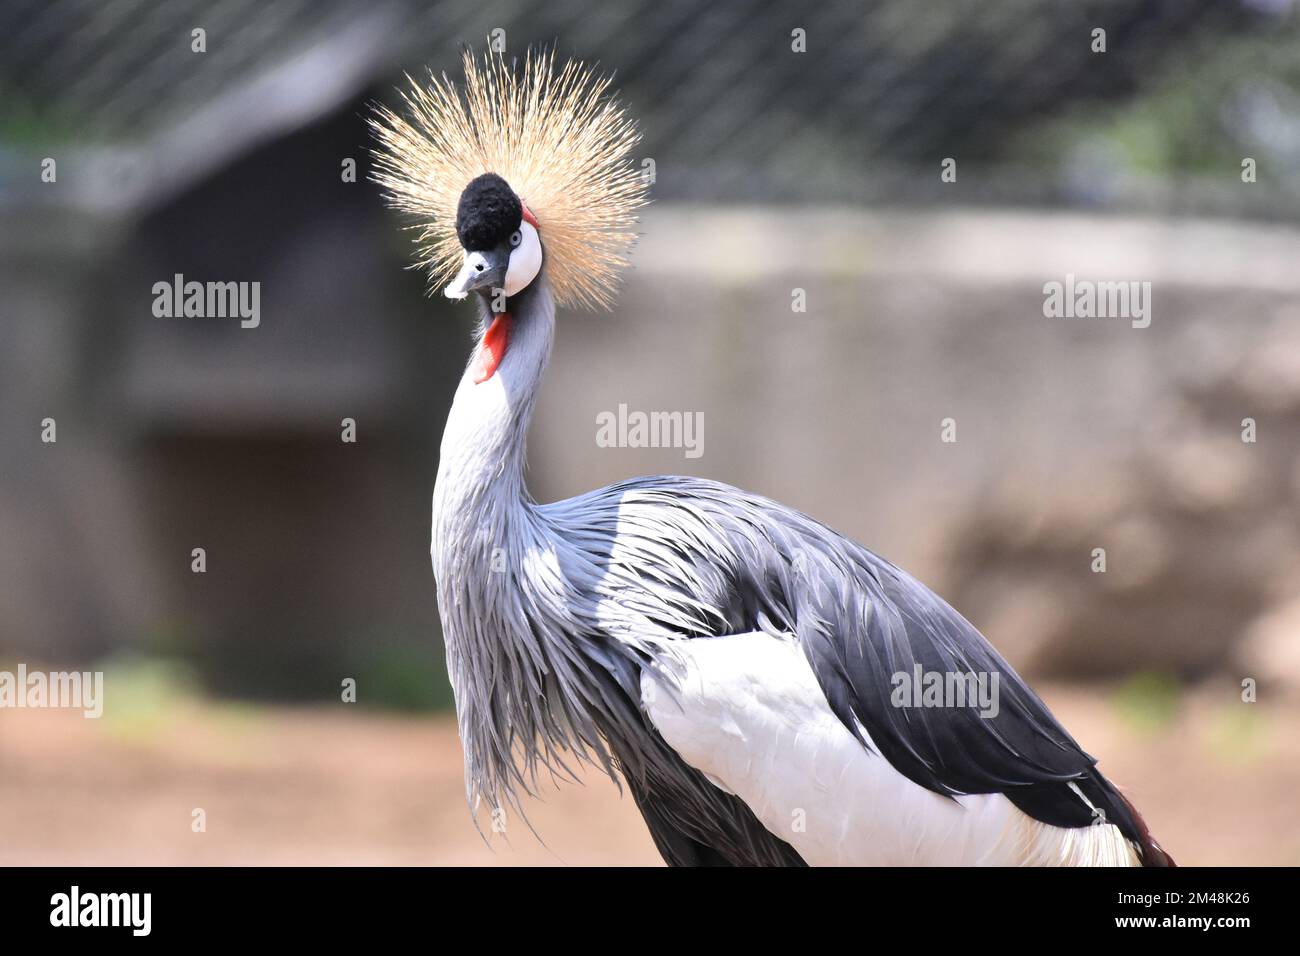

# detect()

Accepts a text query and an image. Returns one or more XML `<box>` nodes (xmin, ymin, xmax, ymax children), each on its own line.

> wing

<box><xmin>641</xmin><ymin>630</ymin><xmax>1143</xmax><ymax>865</ymax></box>
<box><xmin>758</xmin><ymin>499</ymin><xmax>1173</xmax><ymax>866</ymax></box>
<box><xmin>587</xmin><ymin>477</ymin><xmax>1173</xmax><ymax>866</ymax></box>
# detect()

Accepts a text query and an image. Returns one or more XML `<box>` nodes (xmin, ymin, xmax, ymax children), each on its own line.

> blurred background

<box><xmin>1</xmin><ymin>0</ymin><xmax>1298</xmax><ymax>865</ymax></box>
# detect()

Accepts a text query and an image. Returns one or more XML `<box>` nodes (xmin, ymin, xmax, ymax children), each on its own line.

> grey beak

<box><xmin>444</xmin><ymin>249</ymin><xmax>507</xmax><ymax>299</ymax></box>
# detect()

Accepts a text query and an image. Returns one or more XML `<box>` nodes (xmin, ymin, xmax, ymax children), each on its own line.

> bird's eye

<box><xmin>509</xmin><ymin>230</ymin><xmax>522</xmax><ymax>248</ymax></box>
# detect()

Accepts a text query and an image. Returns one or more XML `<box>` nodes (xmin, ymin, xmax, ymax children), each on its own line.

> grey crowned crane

<box><xmin>372</xmin><ymin>51</ymin><xmax>1174</xmax><ymax>867</ymax></box>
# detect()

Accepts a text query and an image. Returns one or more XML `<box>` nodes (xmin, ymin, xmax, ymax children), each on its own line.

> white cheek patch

<box><xmin>503</xmin><ymin>221</ymin><xmax>542</xmax><ymax>297</ymax></box>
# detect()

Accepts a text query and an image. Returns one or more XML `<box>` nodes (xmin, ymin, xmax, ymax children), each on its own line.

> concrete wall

<box><xmin>3</xmin><ymin>206</ymin><xmax>1296</xmax><ymax>696</ymax></box>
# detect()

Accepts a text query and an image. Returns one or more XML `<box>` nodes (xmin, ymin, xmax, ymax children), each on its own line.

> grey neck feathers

<box><xmin>431</xmin><ymin>273</ymin><xmax>613</xmax><ymax>820</ymax></box>
<box><xmin>433</xmin><ymin>276</ymin><xmax>553</xmax><ymax>518</ymax></box>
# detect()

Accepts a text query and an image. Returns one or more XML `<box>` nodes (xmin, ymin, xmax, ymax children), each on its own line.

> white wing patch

<box><xmin>641</xmin><ymin>632</ymin><xmax>1140</xmax><ymax>866</ymax></box>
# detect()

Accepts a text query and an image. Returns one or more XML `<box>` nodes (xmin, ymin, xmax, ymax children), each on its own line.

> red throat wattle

<box><xmin>471</xmin><ymin>202</ymin><xmax>532</xmax><ymax>384</ymax></box>
<box><xmin>471</xmin><ymin>312</ymin><xmax>511</xmax><ymax>383</ymax></box>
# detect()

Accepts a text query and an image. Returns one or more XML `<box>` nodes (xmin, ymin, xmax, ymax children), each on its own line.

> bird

<box><xmin>371</xmin><ymin>50</ymin><xmax>1174</xmax><ymax>867</ymax></box>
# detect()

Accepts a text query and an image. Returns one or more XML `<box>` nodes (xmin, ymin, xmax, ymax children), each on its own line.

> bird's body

<box><xmin>379</xmin><ymin>51</ymin><xmax>1173</xmax><ymax>866</ymax></box>
<box><xmin>428</xmin><ymin>276</ymin><xmax>1165</xmax><ymax>866</ymax></box>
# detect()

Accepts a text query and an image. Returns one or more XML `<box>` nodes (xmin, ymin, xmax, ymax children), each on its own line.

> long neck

<box><xmin>429</xmin><ymin>272</ymin><xmax>658</xmax><ymax>820</ymax></box>
<box><xmin>432</xmin><ymin>274</ymin><xmax>554</xmax><ymax>550</ymax></box>
<box><xmin>431</xmin><ymin>273</ymin><xmax>575</xmax><ymax>816</ymax></box>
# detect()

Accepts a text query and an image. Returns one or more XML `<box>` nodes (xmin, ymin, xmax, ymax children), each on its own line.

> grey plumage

<box><xmin>429</xmin><ymin>272</ymin><xmax>1170</xmax><ymax>866</ymax></box>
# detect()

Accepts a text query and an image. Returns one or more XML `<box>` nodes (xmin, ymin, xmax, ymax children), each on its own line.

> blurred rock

<box><xmin>1239</xmin><ymin>597</ymin><xmax>1300</xmax><ymax>698</ymax></box>
<box><xmin>947</xmin><ymin>289</ymin><xmax>1300</xmax><ymax>680</ymax></box>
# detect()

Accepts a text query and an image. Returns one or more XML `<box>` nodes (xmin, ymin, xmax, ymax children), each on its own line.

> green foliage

<box><xmin>96</xmin><ymin>651</ymin><xmax>200</xmax><ymax>740</ymax></box>
<box><xmin>1013</xmin><ymin>28</ymin><xmax>1300</xmax><ymax>178</ymax></box>
<box><xmin>1112</xmin><ymin>672</ymin><xmax>1182</xmax><ymax>733</ymax></box>
<box><xmin>348</xmin><ymin>642</ymin><xmax>453</xmax><ymax>712</ymax></box>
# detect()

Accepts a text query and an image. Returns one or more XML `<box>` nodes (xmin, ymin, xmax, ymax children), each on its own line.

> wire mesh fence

<box><xmin>2</xmin><ymin>0</ymin><xmax>1296</xmax><ymax>213</ymax></box>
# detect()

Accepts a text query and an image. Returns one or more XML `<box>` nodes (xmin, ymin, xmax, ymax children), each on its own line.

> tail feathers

<box><xmin>1112</xmin><ymin>785</ymin><xmax>1176</xmax><ymax>867</ymax></box>
<box><xmin>1070</xmin><ymin>769</ymin><xmax>1175</xmax><ymax>867</ymax></box>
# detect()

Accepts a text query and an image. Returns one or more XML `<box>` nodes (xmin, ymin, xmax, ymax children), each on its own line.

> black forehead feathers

<box><xmin>456</xmin><ymin>173</ymin><xmax>522</xmax><ymax>250</ymax></box>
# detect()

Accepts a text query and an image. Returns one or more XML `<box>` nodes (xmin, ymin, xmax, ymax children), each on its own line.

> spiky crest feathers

<box><xmin>371</xmin><ymin>49</ymin><xmax>647</xmax><ymax>310</ymax></box>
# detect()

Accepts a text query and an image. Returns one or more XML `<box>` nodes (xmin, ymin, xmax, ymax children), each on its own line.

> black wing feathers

<box><xmin>667</xmin><ymin>478</ymin><xmax>1174</xmax><ymax>866</ymax></box>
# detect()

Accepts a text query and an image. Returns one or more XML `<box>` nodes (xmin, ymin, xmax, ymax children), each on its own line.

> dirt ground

<box><xmin>0</xmin><ymin>682</ymin><xmax>1295</xmax><ymax>866</ymax></box>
